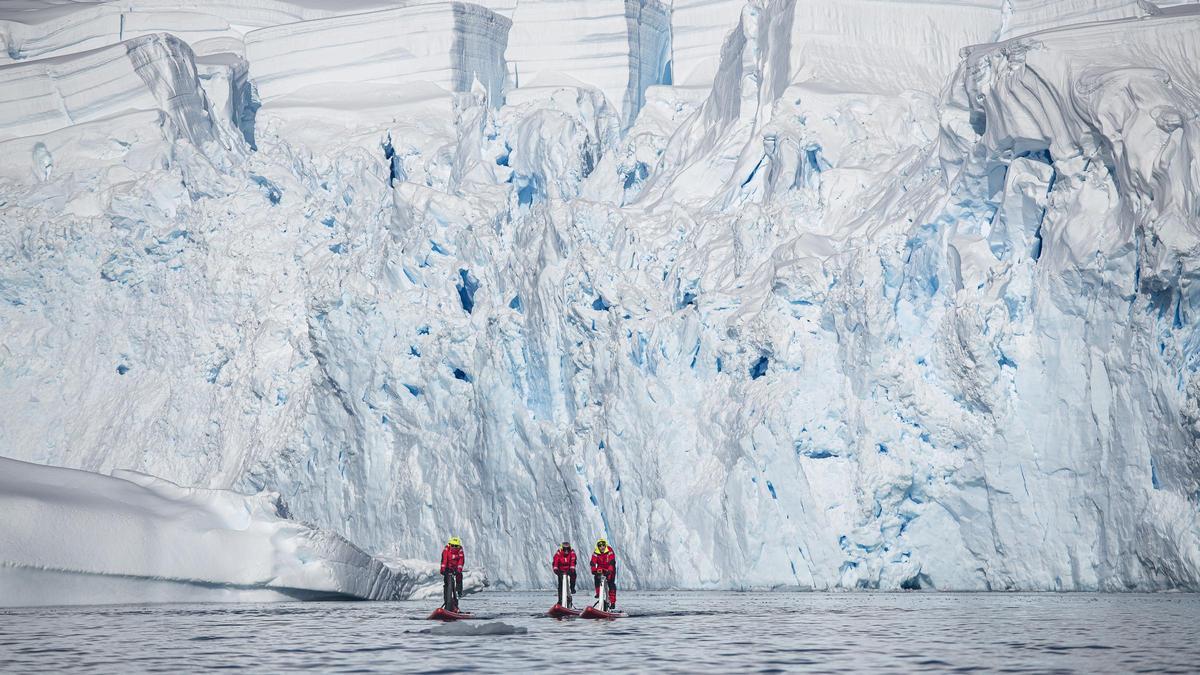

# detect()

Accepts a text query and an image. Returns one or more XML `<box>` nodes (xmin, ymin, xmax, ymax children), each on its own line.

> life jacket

<box><xmin>440</xmin><ymin>545</ymin><xmax>464</xmax><ymax>573</ymax></box>
<box><xmin>590</xmin><ymin>546</ymin><xmax>616</xmax><ymax>575</ymax></box>
<box><xmin>553</xmin><ymin>547</ymin><xmax>577</xmax><ymax>572</ymax></box>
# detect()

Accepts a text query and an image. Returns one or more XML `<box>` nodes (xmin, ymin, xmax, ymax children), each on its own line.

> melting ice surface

<box><xmin>1</xmin><ymin>0</ymin><xmax>1200</xmax><ymax>598</ymax></box>
<box><xmin>2</xmin><ymin>592</ymin><xmax>1199</xmax><ymax>672</ymax></box>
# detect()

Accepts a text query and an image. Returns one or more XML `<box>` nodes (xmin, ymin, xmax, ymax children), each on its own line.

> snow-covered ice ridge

<box><xmin>0</xmin><ymin>457</ymin><xmax>427</xmax><ymax>606</ymax></box>
<box><xmin>1</xmin><ymin>0</ymin><xmax>1199</xmax><ymax>597</ymax></box>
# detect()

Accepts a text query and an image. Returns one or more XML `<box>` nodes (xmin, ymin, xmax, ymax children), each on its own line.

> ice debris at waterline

<box><xmin>418</xmin><ymin>622</ymin><xmax>529</xmax><ymax>636</ymax></box>
<box><xmin>0</xmin><ymin>457</ymin><xmax>432</xmax><ymax>607</ymax></box>
<box><xmin>1</xmin><ymin>0</ymin><xmax>1199</xmax><ymax>594</ymax></box>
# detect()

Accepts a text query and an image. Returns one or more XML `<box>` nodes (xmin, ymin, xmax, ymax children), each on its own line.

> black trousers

<box><xmin>556</xmin><ymin>570</ymin><xmax>577</xmax><ymax>593</ymax></box>
<box><xmin>593</xmin><ymin>573</ymin><xmax>617</xmax><ymax>592</ymax></box>
<box><xmin>443</xmin><ymin>571</ymin><xmax>463</xmax><ymax>609</ymax></box>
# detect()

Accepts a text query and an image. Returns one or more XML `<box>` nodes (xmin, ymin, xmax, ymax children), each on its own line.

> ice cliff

<box><xmin>1</xmin><ymin>0</ymin><xmax>1198</xmax><ymax>597</ymax></box>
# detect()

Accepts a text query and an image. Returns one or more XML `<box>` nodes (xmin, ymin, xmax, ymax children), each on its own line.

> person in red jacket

<box><xmin>440</xmin><ymin>536</ymin><xmax>465</xmax><ymax>610</ymax></box>
<box><xmin>590</xmin><ymin>537</ymin><xmax>617</xmax><ymax>608</ymax></box>
<box><xmin>552</xmin><ymin>541</ymin><xmax>577</xmax><ymax>601</ymax></box>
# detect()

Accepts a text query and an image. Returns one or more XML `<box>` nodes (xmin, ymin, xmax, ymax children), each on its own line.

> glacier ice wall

<box><xmin>1</xmin><ymin>0</ymin><xmax>1199</xmax><ymax>592</ymax></box>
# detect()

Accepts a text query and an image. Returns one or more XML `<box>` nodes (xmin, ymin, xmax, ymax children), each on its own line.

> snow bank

<box><xmin>0</xmin><ymin>457</ymin><xmax>418</xmax><ymax>607</ymax></box>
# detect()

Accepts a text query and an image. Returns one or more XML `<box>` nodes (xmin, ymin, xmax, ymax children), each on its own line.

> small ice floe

<box><xmin>419</xmin><ymin>622</ymin><xmax>528</xmax><ymax>636</ymax></box>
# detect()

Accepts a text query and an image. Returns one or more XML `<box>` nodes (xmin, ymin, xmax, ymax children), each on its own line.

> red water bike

<box><xmin>548</xmin><ymin>572</ymin><xmax>582</xmax><ymax>618</ymax></box>
<box><xmin>428</xmin><ymin>572</ymin><xmax>474</xmax><ymax>621</ymax></box>
<box><xmin>580</xmin><ymin>575</ymin><xmax>625</xmax><ymax>619</ymax></box>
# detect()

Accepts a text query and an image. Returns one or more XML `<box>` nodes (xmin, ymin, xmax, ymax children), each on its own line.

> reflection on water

<box><xmin>1</xmin><ymin>592</ymin><xmax>1197</xmax><ymax>672</ymax></box>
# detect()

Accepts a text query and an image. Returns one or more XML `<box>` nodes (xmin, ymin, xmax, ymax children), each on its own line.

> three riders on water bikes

<box><xmin>438</xmin><ymin>536</ymin><xmax>619</xmax><ymax>613</ymax></box>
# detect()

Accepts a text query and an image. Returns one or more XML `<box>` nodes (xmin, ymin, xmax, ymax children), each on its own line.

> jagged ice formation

<box><xmin>1</xmin><ymin>0</ymin><xmax>1199</xmax><ymax>595</ymax></box>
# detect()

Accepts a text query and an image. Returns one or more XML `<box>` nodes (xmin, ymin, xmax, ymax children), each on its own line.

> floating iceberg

<box><xmin>0</xmin><ymin>457</ymin><xmax>418</xmax><ymax>607</ymax></box>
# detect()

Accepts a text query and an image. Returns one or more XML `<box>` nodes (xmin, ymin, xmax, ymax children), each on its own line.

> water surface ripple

<box><xmin>2</xmin><ymin>592</ymin><xmax>1197</xmax><ymax>672</ymax></box>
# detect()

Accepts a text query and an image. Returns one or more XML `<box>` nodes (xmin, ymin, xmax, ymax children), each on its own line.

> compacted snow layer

<box><xmin>0</xmin><ymin>457</ymin><xmax>418</xmax><ymax>606</ymax></box>
<box><xmin>0</xmin><ymin>4</ymin><xmax>237</xmax><ymax>65</ymax></box>
<box><xmin>0</xmin><ymin>0</ymin><xmax>420</xmax><ymax>64</ymax></box>
<box><xmin>505</xmin><ymin>0</ymin><xmax>672</xmax><ymax>127</ymax></box>
<box><xmin>0</xmin><ymin>33</ymin><xmax>220</xmax><ymax>145</ymax></box>
<box><xmin>244</xmin><ymin>3</ymin><xmax>510</xmax><ymax>106</ymax></box>
<box><xmin>1</xmin><ymin>0</ymin><xmax>1199</xmax><ymax>596</ymax></box>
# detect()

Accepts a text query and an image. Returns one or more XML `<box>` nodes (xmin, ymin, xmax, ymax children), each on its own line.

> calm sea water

<box><xmin>1</xmin><ymin>592</ymin><xmax>1198</xmax><ymax>673</ymax></box>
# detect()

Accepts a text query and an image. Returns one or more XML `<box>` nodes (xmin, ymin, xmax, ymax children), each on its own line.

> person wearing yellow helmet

<box><xmin>590</xmin><ymin>538</ymin><xmax>617</xmax><ymax>609</ymax></box>
<box><xmin>440</xmin><ymin>536</ymin><xmax>465</xmax><ymax>611</ymax></box>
